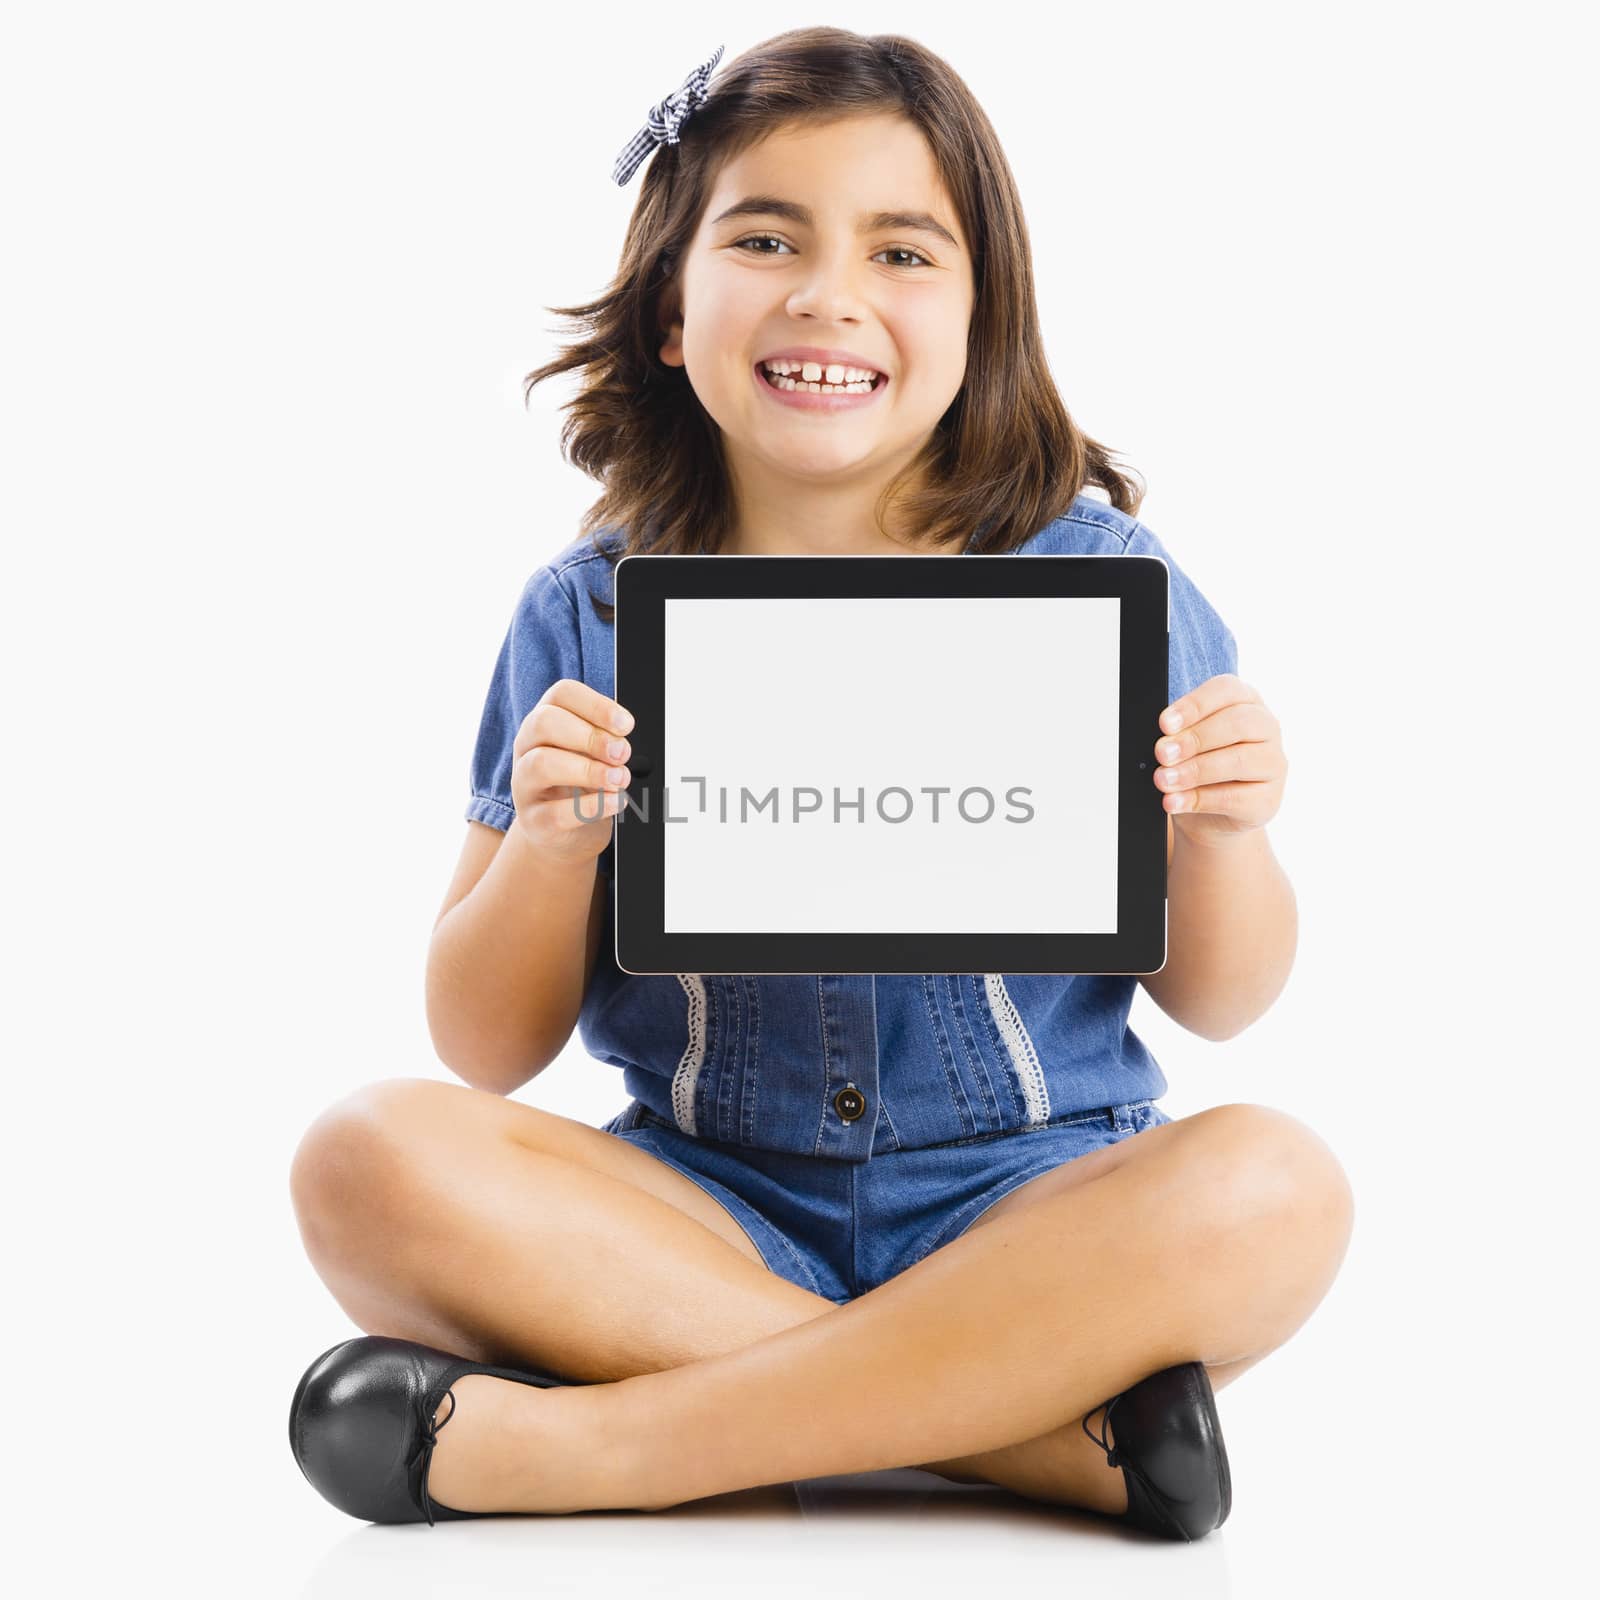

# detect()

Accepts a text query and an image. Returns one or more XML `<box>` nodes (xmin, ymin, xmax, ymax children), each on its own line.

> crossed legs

<box><xmin>290</xmin><ymin>1079</ymin><xmax>1353</xmax><ymax>1515</ymax></box>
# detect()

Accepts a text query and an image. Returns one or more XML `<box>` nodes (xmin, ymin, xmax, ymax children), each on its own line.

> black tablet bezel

<box><xmin>613</xmin><ymin>553</ymin><xmax>1169</xmax><ymax>976</ymax></box>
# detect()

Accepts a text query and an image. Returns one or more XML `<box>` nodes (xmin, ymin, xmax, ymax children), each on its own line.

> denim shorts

<box><xmin>599</xmin><ymin>1096</ymin><xmax>1173</xmax><ymax>1303</ymax></box>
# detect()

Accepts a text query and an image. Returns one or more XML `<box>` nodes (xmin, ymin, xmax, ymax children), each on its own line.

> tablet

<box><xmin>612</xmin><ymin>553</ymin><xmax>1170</xmax><ymax>976</ymax></box>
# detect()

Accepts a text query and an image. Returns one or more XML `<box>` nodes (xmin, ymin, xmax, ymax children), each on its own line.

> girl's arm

<box><xmin>425</xmin><ymin>821</ymin><xmax>606</xmax><ymax>1095</ymax></box>
<box><xmin>1139</xmin><ymin>824</ymin><xmax>1297</xmax><ymax>1041</ymax></box>
<box><xmin>1138</xmin><ymin>672</ymin><xmax>1295</xmax><ymax>1040</ymax></box>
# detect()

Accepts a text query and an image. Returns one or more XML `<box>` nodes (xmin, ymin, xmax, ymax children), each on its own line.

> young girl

<box><xmin>288</xmin><ymin>27</ymin><xmax>1352</xmax><ymax>1541</ymax></box>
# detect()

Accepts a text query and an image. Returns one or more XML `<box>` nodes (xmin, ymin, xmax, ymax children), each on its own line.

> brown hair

<box><xmin>523</xmin><ymin>26</ymin><xmax>1145</xmax><ymax>621</ymax></box>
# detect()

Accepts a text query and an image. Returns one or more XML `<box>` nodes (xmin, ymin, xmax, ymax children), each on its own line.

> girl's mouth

<box><xmin>753</xmin><ymin>361</ymin><xmax>890</xmax><ymax>413</ymax></box>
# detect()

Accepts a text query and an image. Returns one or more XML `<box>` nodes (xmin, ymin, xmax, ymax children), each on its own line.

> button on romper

<box><xmin>464</xmin><ymin>494</ymin><xmax>1238</xmax><ymax>1303</ymax></box>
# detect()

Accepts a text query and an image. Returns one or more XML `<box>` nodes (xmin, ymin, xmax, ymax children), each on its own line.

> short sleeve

<box><xmin>464</xmin><ymin>565</ymin><xmax>586</xmax><ymax>834</ymax></box>
<box><xmin>1125</xmin><ymin>519</ymin><xmax>1239</xmax><ymax>707</ymax></box>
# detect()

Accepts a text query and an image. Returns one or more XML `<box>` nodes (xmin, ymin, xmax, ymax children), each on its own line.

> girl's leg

<box><xmin>415</xmin><ymin>1101</ymin><xmax>1354</xmax><ymax>1514</ymax></box>
<box><xmin>289</xmin><ymin>1076</ymin><xmax>832</xmax><ymax>1378</ymax></box>
<box><xmin>290</xmin><ymin>1077</ymin><xmax>1131</xmax><ymax>1510</ymax></box>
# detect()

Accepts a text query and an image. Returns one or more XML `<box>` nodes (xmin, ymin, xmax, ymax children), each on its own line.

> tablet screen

<box><xmin>662</xmin><ymin>594</ymin><xmax>1121</xmax><ymax>934</ymax></box>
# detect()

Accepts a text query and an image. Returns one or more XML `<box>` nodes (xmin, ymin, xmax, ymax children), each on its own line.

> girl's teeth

<box><xmin>761</xmin><ymin>359</ymin><xmax>881</xmax><ymax>394</ymax></box>
<box><xmin>771</xmin><ymin>376</ymin><xmax>874</xmax><ymax>393</ymax></box>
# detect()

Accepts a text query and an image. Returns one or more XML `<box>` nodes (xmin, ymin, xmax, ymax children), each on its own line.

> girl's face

<box><xmin>658</xmin><ymin>114</ymin><xmax>975</xmax><ymax>532</ymax></box>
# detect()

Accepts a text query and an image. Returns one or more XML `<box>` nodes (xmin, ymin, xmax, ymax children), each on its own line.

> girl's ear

<box><xmin>656</xmin><ymin>287</ymin><xmax>685</xmax><ymax>369</ymax></box>
<box><xmin>658</xmin><ymin>321</ymin><xmax>685</xmax><ymax>370</ymax></box>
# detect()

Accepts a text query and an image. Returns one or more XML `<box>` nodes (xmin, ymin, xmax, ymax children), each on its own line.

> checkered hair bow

<box><xmin>610</xmin><ymin>44</ymin><xmax>725</xmax><ymax>186</ymax></box>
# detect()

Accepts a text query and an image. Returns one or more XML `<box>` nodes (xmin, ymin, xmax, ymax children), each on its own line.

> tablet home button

<box><xmin>833</xmin><ymin>1085</ymin><xmax>867</xmax><ymax>1123</ymax></box>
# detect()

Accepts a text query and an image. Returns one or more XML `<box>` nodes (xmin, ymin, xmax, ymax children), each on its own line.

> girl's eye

<box><xmin>730</xmin><ymin>234</ymin><xmax>931</xmax><ymax>269</ymax></box>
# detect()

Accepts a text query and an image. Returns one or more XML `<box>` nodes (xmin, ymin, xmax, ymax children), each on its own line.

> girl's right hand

<box><xmin>509</xmin><ymin>680</ymin><xmax>635</xmax><ymax>868</ymax></box>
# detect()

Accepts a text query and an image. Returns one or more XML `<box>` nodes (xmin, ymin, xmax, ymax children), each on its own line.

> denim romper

<box><xmin>464</xmin><ymin>493</ymin><xmax>1238</xmax><ymax>1303</ymax></box>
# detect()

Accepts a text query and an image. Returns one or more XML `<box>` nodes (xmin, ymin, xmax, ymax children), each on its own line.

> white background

<box><xmin>5</xmin><ymin>3</ymin><xmax>1592</xmax><ymax>1595</ymax></box>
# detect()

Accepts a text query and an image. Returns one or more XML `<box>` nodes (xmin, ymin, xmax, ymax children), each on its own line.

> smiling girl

<box><xmin>288</xmin><ymin>28</ymin><xmax>1352</xmax><ymax>1541</ymax></box>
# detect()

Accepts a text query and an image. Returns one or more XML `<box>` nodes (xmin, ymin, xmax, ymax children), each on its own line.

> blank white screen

<box><xmin>662</xmin><ymin>595</ymin><xmax>1120</xmax><ymax>933</ymax></box>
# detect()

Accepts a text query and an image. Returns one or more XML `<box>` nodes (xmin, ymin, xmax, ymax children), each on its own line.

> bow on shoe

<box><xmin>405</xmin><ymin>1387</ymin><xmax>457</xmax><ymax>1527</ymax></box>
<box><xmin>1083</xmin><ymin>1394</ymin><xmax>1124</xmax><ymax>1468</ymax></box>
<box><xmin>611</xmin><ymin>44</ymin><xmax>725</xmax><ymax>185</ymax></box>
<box><xmin>1083</xmin><ymin>1394</ymin><xmax>1181</xmax><ymax>1535</ymax></box>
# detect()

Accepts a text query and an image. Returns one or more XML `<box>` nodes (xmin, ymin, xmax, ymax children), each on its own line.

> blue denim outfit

<box><xmin>464</xmin><ymin>493</ymin><xmax>1234</xmax><ymax>1299</ymax></box>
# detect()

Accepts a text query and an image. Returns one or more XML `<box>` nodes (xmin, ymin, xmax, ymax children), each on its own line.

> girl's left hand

<box><xmin>1153</xmin><ymin>674</ymin><xmax>1287</xmax><ymax>844</ymax></box>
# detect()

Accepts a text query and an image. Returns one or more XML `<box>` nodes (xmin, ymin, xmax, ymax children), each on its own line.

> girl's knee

<box><xmin>1170</xmin><ymin>1103</ymin><xmax>1355</xmax><ymax>1257</ymax></box>
<box><xmin>289</xmin><ymin>1077</ymin><xmax>460</xmax><ymax>1252</ymax></box>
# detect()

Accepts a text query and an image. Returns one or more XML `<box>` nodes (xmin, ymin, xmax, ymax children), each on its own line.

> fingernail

<box><xmin>1160</xmin><ymin>741</ymin><xmax>1180</xmax><ymax>763</ymax></box>
<box><xmin>613</xmin><ymin>710</ymin><xmax>634</xmax><ymax>734</ymax></box>
<box><xmin>606</xmin><ymin>738</ymin><xmax>628</xmax><ymax>760</ymax></box>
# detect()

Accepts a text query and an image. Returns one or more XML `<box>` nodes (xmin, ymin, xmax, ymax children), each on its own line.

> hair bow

<box><xmin>611</xmin><ymin>44</ymin><xmax>725</xmax><ymax>186</ymax></box>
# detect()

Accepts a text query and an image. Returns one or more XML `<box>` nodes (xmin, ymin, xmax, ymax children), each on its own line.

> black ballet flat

<box><xmin>1081</xmin><ymin>1361</ymin><xmax>1233</xmax><ymax>1540</ymax></box>
<box><xmin>288</xmin><ymin>1335</ymin><xmax>576</xmax><ymax>1524</ymax></box>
